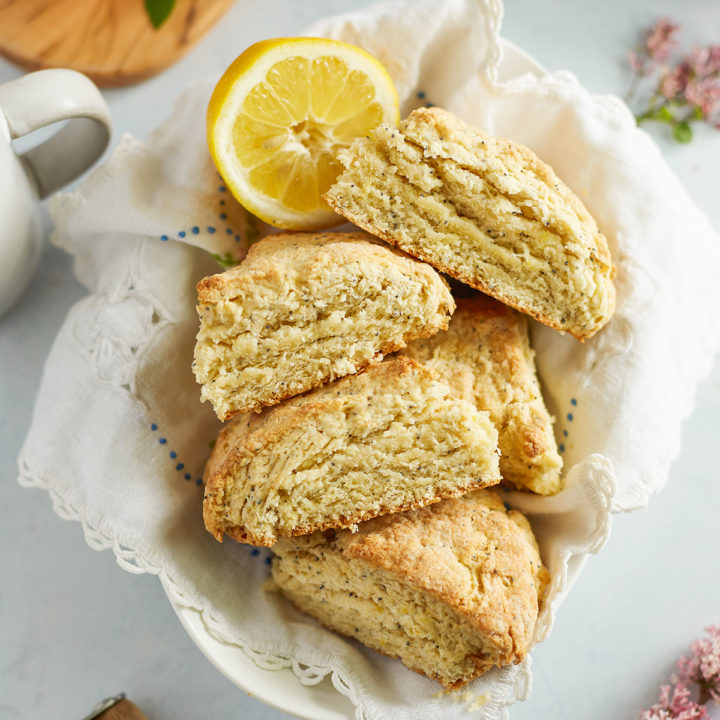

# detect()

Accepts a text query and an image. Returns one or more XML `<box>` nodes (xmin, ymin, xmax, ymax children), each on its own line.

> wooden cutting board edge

<box><xmin>0</xmin><ymin>0</ymin><xmax>236</xmax><ymax>87</ymax></box>
<box><xmin>0</xmin><ymin>44</ymin><xmax>201</xmax><ymax>87</ymax></box>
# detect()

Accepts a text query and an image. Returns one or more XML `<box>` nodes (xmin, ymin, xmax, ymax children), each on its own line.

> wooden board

<box><xmin>0</xmin><ymin>0</ymin><xmax>235</xmax><ymax>87</ymax></box>
<box><xmin>97</xmin><ymin>698</ymin><xmax>149</xmax><ymax>720</ymax></box>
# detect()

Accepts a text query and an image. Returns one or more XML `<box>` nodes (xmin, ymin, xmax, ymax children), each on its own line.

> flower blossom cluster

<box><xmin>675</xmin><ymin>625</ymin><xmax>720</xmax><ymax>706</ymax></box>
<box><xmin>639</xmin><ymin>627</ymin><xmax>720</xmax><ymax>719</ymax></box>
<box><xmin>629</xmin><ymin>17</ymin><xmax>680</xmax><ymax>72</ymax></box>
<box><xmin>639</xmin><ymin>684</ymin><xmax>709</xmax><ymax>720</ymax></box>
<box><xmin>628</xmin><ymin>18</ymin><xmax>720</xmax><ymax>141</ymax></box>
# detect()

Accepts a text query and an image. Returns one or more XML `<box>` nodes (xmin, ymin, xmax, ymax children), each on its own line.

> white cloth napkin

<box><xmin>18</xmin><ymin>0</ymin><xmax>720</xmax><ymax>718</ymax></box>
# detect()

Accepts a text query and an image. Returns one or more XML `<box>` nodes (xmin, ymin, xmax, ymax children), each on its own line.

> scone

<box><xmin>324</xmin><ymin>107</ymin><xmax>616</xmax><ymax>340</ymax></box>
<box><xmin>203</xmin><ymin>357</ymin><xmax>501</xmax><ymax>546</ymax></box>
<box><xmin>402</xmin><ymin>294</ymin><xmax>563</xmax><ymax>495</ymax></box>
<box><xmin>193</xmin><ymin>231</ymin><xmax>454</xmax><ymax>420</ymax></box>
<box><xmin>271</xmin><ymin>489</ymin><xmax>549</xmax><ymax>688</ymax></box>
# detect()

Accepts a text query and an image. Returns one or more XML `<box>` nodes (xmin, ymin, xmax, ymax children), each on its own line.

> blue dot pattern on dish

<box><xmin>150</xmin><ymin>422</ymin><xmax>200</xmax><ymax>484</ymax></box>
<box><xmin>559</xmin><ymin>399</ymin><xmax>576</xmax><ymax>453</ymax></box>
<box><xmin>160</xmin><ymin>235</ymin><xmax>168</xmax><ymax>242</ymax></box>
<box><xmin>251</xmin><ymin>548</ymin><xmax>260</xmax><ymax>557</ymax></box>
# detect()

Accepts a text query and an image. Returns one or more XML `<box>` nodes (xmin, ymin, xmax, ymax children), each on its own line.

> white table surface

<box><xmin>2</xmin><ymin>1</ymin><xmax>719</xmax><ymax>719</ymax></box>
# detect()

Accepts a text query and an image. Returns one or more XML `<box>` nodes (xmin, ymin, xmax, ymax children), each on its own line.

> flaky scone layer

<box><xmin>324</xmin><ymin>107</ymin><xmax>615</xmax><ymax>340</ymax></box>
<box><xmin>203</xmin><ymin>357</ymin><xmax>500</xmax><ymax>546</ymax></box>
<box><xmin>271</xmin><ymin>489</ymin><xmax>548</xmax><ymax>688</ymax></box>
<box><xmin>402</xmin><ymin>294</ymin><xmax>563</xmax><ymax>494</ymax></box>
<box><xmin>193</xmin><ymin>231</ymin><xmax>454</xmax><ymax>419</ymax></box>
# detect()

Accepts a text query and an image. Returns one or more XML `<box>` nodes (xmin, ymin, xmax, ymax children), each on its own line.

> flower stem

<box><xmin>626</xmin><ymin>70</ymin><xmax>641</xmax><ymax>104</ymax></box>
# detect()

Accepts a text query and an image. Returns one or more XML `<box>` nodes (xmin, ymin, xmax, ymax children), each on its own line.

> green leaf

<box><xmin>211</xmin><ymin>252</ymin><xmax>240</xmax><ymax>268</ymax></box>
<box><xmin>672</xmin><ymin>121</ymin><xmax>693</xmax><ymax>143</ymax></box>
<box><xmin>655</xmin><ymin>105</ymin><xmax>674</xmax><ymax>122</ymax></box>
<box><xmin>145</xmin><ymin>0</ymin><xmax>175</xmax><ymax>29</ymax></box>
<box><xmin>693</xmin><ymin>105</ymin><xmax>704</xmax><ymax>120</ymax></box>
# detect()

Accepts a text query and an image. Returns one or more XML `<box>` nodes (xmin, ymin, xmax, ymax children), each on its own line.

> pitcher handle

<box><xmin>0</xmin><ymin>68</ymin><xmax>111</xmax><ymax>198</ymax></box>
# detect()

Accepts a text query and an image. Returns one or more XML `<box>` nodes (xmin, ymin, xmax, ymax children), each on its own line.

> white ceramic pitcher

<box><xmin>0</xmin><ymin>69</ymin><xmax>111</xmax><ymax>317</ymax></box>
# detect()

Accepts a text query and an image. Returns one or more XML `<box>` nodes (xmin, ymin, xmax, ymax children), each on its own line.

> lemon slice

<box><xmin>207</xmin><ymin>37</ymin><xmax>399</xmax><ymax>230</ymax></box>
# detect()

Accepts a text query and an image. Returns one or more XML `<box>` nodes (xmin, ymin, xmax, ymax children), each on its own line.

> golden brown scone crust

<box><xmin>341</xmin><ymin>491</ymin><xmax>546</xmax><ymax>670</ymax></box>
<box><xmin>402</xmin><ymin>294</ymin><xmax>563</xmax><ymax>494</ymax></box>
<box><xmin>194</xmin><ymin>231</ymin><xmax>455</xmax><ymax>419</ymax></box>
<box><xmin>324</xmin><ymin>107</ymin><xmax>616</xmax><ymax>340</ymax></box>
<box><xmin>272</xmin><ymin>489</ymin><xmax>548</xmax><ymax>686</ymax></box>
<box><xmin>204</xmin><ymin>357</ymin><xmax>501</xmax><ymax>546</ymax></box>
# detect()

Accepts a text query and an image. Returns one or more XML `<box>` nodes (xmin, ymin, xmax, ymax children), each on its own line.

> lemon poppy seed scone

<box><xmin>193</xmin><ymin>231</ymin><xmax>455</xmax><ymax>419</ymax></box>
<box><xmin>203</xmin><ymin>357</ymin><xmax>501</xmax><ymax>546</ymax></box>
<box><xmin>402</xmin><ymin>294</ymin><xmax>563</xmax><ymax>495</ymax></box>
<box><xmin>271</xmin><ymin>489</ymin><xmax>549</xmax><ymax>688</ymax></box>
<box><xmin>324</xmin><ymin>107</ymin><xmax>616</xmax><ymax>340</ymax></box>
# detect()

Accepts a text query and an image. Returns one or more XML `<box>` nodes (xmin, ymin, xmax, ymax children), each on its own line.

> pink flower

<box><xmin>675</xmin><ymin>626</ymin><xmax>720</xmax><ymax>705</ymax></box>
<box><xmin>646</xmin><ymin>17</ymin><xmax>681</xmax><ymax>62</ymax></box>
<box><xmin>684</xmin><ymin>77</ymin><xmax>720</xmax><ymax>119</ymax></box>
<box><xmin>639</xmin><ymin>684</ymin><xmax>710</xmax><ymax>720</ymax></box>
<box><xmin>660</xmin><ymin>63</ymin><xmax>691</xmax><ymax>99</ymax></box>
<box><xmin>627</xmin><ymin>16</ymin><xmax>720</xmax><ymax>142</ymax></box>
<box><xmin>690</xmin><ymin>46</ymin><xmax>720</xmax><ymax>78</ymax></box>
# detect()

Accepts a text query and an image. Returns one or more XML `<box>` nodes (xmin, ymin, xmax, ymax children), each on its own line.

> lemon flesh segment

<box><xmin>208</xmin><ymin>38</ymin><xmax>399</xmax><ymax>230</ymax></box>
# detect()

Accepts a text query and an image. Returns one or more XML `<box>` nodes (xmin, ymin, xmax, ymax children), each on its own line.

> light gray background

<box><xmin>2</xmin><ymin>1</ymin><xmax>719</xmax><ymax>719</ymax></box>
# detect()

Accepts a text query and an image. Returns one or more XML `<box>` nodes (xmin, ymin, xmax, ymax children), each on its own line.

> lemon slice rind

<box><xmin>208</xmin><ymin>37</ymin><xmax>399</xmax><ymax>231</ymax></box>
